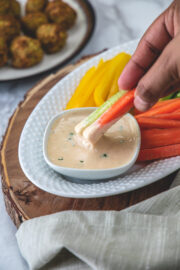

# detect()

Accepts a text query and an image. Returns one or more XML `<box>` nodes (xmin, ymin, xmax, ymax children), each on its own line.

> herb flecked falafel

<box><xmin>10</xmin><ymin>36</ymin><xmax>44</xmax><ymax>68</ymax></box>
<box><xmin>45</xmin><ymin>1</ymin><xmax>77</xmax><ymax>30</ymax></box>
<box><xmin>0</xmin><ymin>15</ymin><xmax>21</xmax><ymax>42</ymax></box>
<box><xmin>37</xmin><ymin>23</ymin><xmax>67</xmax><ymax>53</ymax></box>
<box><xmin>22</xmin><ymin>12</ymin><xmax>48</xmax><ymax>35</ymax></box>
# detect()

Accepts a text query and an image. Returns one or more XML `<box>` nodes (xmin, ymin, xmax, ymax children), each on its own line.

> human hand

<box><xmin>118</xmin><ymin>0</ymin><xmax>180</xmax><ymax>111</ymax></box>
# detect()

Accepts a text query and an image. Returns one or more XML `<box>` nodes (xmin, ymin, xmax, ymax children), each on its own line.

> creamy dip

<box><xmin>47</xmin><ymin>109</ymin><xmax>139</xmax><ymax>170</ymax></box>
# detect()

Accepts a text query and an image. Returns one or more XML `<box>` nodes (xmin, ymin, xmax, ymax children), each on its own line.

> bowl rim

<box><xmin>43</xmin><ymin>107</ymin><xmax>141</xmax><ymax>174</ymax></box>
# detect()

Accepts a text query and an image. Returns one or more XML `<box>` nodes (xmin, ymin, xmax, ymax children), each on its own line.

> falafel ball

<box><xmin>0</xmin><ymin>0</ymin><xmax>10</xmax><ymax>15</ymax></box>
<box><xmin>0</xmin><ymin>36</ymin><xmax>8</xmax><ymax>67</ymax></box>
<box><xmin>45</xmin><ymin>1</ymin><xmax>77</xmax><ymax>30</ymax></box>
<box><xmin>10</xmin><ymin>0</ymin><xmax>21</xmax><ymax>18</ymax></box>
<box><xmin>10</xmin><ymin>36</ymin><xmax>44</xmax><ymax>68</ymax></box>
<box><xmin>37</xmin><ymin>23</ymin><xmax>67</xmax><ymax>54</ymax></box>
<box><xmin>22</xmin><ymin>12</ymin><xmax>48</xmax><ymax>36</ymax></box>
<box><xmin>26</xmin><ymin>0</ymin><xmax>47</xmax><ymax>14</ymax></box>
<box><xmin>0</xmin><ymin>15</ymin><xmax>21</xmax><ymax>42</ymax></box>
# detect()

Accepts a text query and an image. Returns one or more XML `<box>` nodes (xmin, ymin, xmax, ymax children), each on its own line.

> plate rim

<box><xmin>18</xmin><ymin>39</ymin><xmax>180</xmax><ymax>198</ymax></box>
<box><xmin>18</xmin><ymin>162</ymin><xmax>180</xmax><ymax>198</ymax></box>
<box><xmin>0</xmin><ymin>0</ymin><xmax>96</xmax><ymax>82</ymax></box>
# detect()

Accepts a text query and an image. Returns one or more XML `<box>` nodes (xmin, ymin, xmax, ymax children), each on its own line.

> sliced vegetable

<box><xmin>153</xmin><ymin>113</ymin><xmax>180</xmax><ymax>121</ymax></box>
<box><xmin>138</xmin><ymin>144</ymin><xmax>180</xmax><ymax>161</ymax></box>
<box><xmin>84</xmin><ymin>93</ymin><xmax>96</xmax><ymax>107</ymax></box>
<box><xmin>66</xmin><ymin>52</ymin><xmax>131</xmax><ymax>109</ymax></box>
<box><xmin>75</xmin><ymin>90</ymin><xmax>127</xmax><ymax>134</ymax></box>
<box><xmin>136</xmin><ymin>98</ymin><xmax>180</xmax><ymax>118</ymax></box>
<box><xmin>82</xmin><ymin>90</ymin><xmax>135</xmax><ymax>144</ymax></box>
<box><xmin>141</xmin><ymin>128</ymin><xmax>180</xmax><ymax>149</ymax></box>
<box><xmin>159</xmin><ymin>93</ymin><xmax>174</xmax><ymax>101</ymax></box>
<box><xmin>66</xmin><ymin>66</ymin><xmax>96</xmax><ymax>109</ymax></box>
<box><xmin>66</xmin><ymin>59</ymin><xmax>110</xmax><ymax>109</ymax></box>
<box><xmin>175</xmin><ymin>109</ymin><xmax>180</xmax><ymax>113</ymax></box>
<box><xmin>99</xmin><ymin>89</ymin><xmax>135</xmax><ymax>126</ymax></box>
<box><xmin>134</xmin><ymin>99</ymin><xmax>177</xmax><ymax>116</ymax></box>
<box><xmin>107</xmin><ymin>70</ymin><xmax>121</xmax><ymax>99</ymax></box>
<box><xmin>137</xmin><ymin>117</ymin><xmax>180</xmax><ymax>129</ymax></box>
<box><xmin>151</xmin><ymin>99</ymin><xmax>176</xmax><ymax>109</ymax></box>
<box><xmin>93</xmin><ymin>53</ymin><xmax>130</xmax><ymax>106</ymax></box>
<box><xmin>107</xmin><ymin>53</ymin><xmax>131</xmax><ymax>99</ymax></box>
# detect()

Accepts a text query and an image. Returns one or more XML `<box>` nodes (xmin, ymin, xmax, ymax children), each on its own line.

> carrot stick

<box><xmin>136</xmin><ymin>99</ymin><xmax>178</xmax><ymax>117</ymax></box>
<box><xmin>134</xmin><ymin>101</ymin><xmax>165</xmax><ymax>115</ymax></box>
<box><xmin>141</xmin><ymin>128</ymin><xmax>180</xmax><ymax>149</ymax></box>
<box><xmin>137</xmin><ymin>117</ymin><xmax>180</xmax><ymax>129</ymax></box>
<box><xmin>152</xmin><ymin>99</ymin><xmax>177</xmax><ymax>107</ymax></box>
<box><xmin>153</xmin><ymin>113</ymin><xmax>180</xmax><ymax>120</ymax></box>
<box><xmin>81</xmin><ymin>90</ymin><xmax>135</xmax><ymax>144</ymax></box>
<box><xmin>138</xmin><ymin>144</ymin><xmax>180</xmax><ymax>161</ymax></box>
<box><xmin>174</xmin><ymin>109</ymin><xmax>180</xmax><ymax>113</ymax></box>
<box><xmin>149</xmin><ymin>99</ymin><xmax>176</xmax><ymax>109</ymax></box>
<box><xmin>99</xmin><ymin>89</ymin><xmax>135</xmax><ymax>126</ymax></box>
<box><xmin>136</xmin><ymin>98</ymin><xmax>180</xmax><ymax>119</ymax></box>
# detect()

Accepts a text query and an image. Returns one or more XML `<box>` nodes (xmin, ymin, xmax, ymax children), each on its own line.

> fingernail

<box><xmin>134</xmin><ymin>96</ymin><xmax>151</xmax><ymax>112</ymax></box>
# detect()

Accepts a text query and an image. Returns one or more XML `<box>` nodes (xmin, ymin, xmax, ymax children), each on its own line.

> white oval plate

<box><xmin>19</xmin><ymin>39</ymin><xmax>180</xmax><ymax>198</ymax></box>
<box><xmin>0</xmin><ymin>0</ymin><xmax>95</xmax><ymax>81</ymax></box>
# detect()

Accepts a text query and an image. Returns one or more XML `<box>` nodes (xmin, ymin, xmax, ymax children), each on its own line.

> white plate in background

<box><xmin>0</xmin><ymin>0</ymin><xmax>95</xmax><ymax>81</ymax></box>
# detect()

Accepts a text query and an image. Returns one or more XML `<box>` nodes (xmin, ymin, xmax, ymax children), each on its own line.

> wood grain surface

<box><xmin>0</xmin><ymin>55</ymin><xmax>177</xmax><ymax>228</ymax></box>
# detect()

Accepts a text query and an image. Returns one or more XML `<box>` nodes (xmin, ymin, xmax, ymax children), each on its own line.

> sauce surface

<box><xmin>47</xmin><ymin>109</ymin><xmax>139</xmax><ymax>170</ymax></box>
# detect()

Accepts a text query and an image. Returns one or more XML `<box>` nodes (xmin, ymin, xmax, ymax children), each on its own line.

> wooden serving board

<box><xmin>0</xmin><ymin>55</ymin><xmax>177</xmax><ymax>228</ymax></box>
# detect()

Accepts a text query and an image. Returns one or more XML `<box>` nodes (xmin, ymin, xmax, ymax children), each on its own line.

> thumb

<box><xmin>134</xmin><ymin>35</ymin><xmax>180</xmax><ymax>111</ymax></box>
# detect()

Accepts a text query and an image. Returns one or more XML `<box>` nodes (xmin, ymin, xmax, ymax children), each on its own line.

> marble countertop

<box><xmin>0</xmin><ymin>0</ymin><xmax>172</xmax><ymax>269</ymax></box>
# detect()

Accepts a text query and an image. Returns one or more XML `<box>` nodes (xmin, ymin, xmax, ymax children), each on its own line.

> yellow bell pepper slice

<box><xmin>93</xmin><ymin>53</ymin><xmax>130</xmax><ymax>106</ymax></box>
<box><xmin>74</xmin><ymin>61</ymin><xmax>109</xmax><ymax>108</ymax></box>
<box><xmin>67</xmin><ymin>59</ymin><xmax>109</xmax><ymax>109</ymax></box>
<box><xmin>66</xmin><ymin>52</ymin><xmax>131</xmax><ymax>109</ymax></box>
<box><xmin>66</xmin><ymin>66</ymin><xmax>96</xmax><ymax>109</ymax></box>
<box><xmin>107</xmin><ymin>53</ymin><xmax>131</xmax><ymax>99</ymax></box>
<box><xmin>66</xmin><ymin>59</ymin><xmax>105</xmax><ymax>109</ymax></box>
<box><xmin>85</xmin><ymin>93</ymin><xmax>96</xmax><ymax>107</ymax></box>
<box><xmin>107</xmin><ymin>69</ymin><xmax>121</xmax><ymax>99</ymax></box>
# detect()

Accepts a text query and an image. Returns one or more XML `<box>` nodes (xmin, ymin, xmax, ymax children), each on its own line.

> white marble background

<box><xmin>0</xmin><ymin>0</ymin><xmax>172</xmax><ymax>269</ymax></box>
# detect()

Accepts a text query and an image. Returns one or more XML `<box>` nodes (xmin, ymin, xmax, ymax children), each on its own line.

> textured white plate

<box><xmin>0</xmin><ymin>0</ymin><xmax>94</xmax><ymax>81</ymax></box>
<box><xmin>19</xmin><ymin>39</ymin><xmax>180</xmax><ymax>198</ymax></box>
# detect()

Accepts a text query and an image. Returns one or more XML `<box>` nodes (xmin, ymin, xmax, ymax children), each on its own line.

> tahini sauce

<box><xmin>47</xmin><ymin>109</ymin><xmax>139</xmax><ymax>170</ymax></box>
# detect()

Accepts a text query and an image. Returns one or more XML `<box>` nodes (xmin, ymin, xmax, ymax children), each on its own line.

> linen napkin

<box><xmin>16</xmin><ymin>171</ymin><xmax>180</xmax><ymax>270</ymax></box>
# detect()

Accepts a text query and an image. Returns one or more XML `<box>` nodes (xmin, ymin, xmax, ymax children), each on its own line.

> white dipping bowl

<box><xmin>43</xmin><ymin>108</ymin><xmax>141</xmax><ymax>180</ymax></box>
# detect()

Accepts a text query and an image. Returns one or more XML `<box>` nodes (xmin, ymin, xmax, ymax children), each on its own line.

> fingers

<box><xmin>134</xmin><ymin>35</ymin><xmax>180</xmax><ymax>111</ymax></box>
<box><xmin>118</xmin><ymin>10</ymin><xmax>172</xmax><ymax>90</ymax></box>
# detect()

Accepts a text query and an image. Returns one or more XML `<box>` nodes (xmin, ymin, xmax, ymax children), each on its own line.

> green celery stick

<box><xmin>75</xmin><ymin>90</ymin><xmax>127</xmax><ymax>134</ymax></box>
<box><xmin>160</xmin><ymin>93</ymin><xmax>174</xmax><ymax>101</ymax></box>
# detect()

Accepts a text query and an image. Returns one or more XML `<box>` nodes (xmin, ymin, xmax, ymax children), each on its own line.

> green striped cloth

<box><xmin>16</xmin><ymin>171</ymin><xmax>180</xmax><ymax>270</ymax></box>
